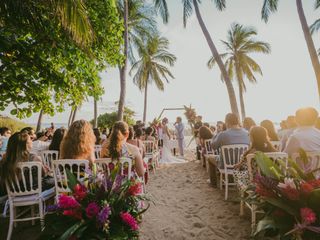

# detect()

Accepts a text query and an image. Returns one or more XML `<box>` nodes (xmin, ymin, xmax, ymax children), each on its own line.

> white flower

<box><xmin>278</xmin><ymin>178</ymin><xmax>296</xmax><ymax>189</ymax></box>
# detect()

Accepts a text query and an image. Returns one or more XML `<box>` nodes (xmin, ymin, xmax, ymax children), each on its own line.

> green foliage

<box><xmin>94</xmin><ymin>107</ymin><xmax>136</xmax><ymax>129</ymax></box>
<box><xmin>0</xmin><ymin>116</ymin><xmax>31</xmax><ymax>133</ymax></box>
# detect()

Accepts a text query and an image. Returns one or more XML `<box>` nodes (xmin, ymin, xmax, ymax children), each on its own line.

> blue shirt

<box><xmin>0</xmin><ymin>137</ymin><xmax>9</xmax><ymax>152</ymax></box>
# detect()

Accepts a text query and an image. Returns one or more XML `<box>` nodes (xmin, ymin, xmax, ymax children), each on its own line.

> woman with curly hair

<box><xmin>101</xmin><ymin>121</ymin><xmax>145</xmax><ymax>177</ymax></box>
<box><xmin>60</xmin><ymin>120</ymin><xmax>96</xmax><ymax>164</ymax></box>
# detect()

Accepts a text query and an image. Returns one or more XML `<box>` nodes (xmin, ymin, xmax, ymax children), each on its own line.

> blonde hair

<box><xmin>60</xmin><ymin>120</ymin><xmax>95</xmax><ymax>159</ymax></box>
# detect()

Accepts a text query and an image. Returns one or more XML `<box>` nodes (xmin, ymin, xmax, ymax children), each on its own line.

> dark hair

<box><xmin>243</xmin><ymin>117</ymin><xmax>256</xmax><ymax>131</ymax></box>
<box><xmin>128</xmin><ymin>127</ymin><xmax>134</xmax><ymax>140</ymax></box>
<box><xmin>260</xmin><ymin>120</ymin><xmax>279</xmax><ymax>141</ymax></box>
<box><xmin>0</xmin><ymin>131</ymin><xmax>30</xmax><ymax>184</ymax></box>
<box><xmin>135</xmin><ymin>128</ymin><xmax>143</xmax><ymax>138</ymax></box>
<box><xmin>295</xmin><ymin>107</ymin><xmax>319</xmax><ymax>127</ymax></box>
<box><xmin>225</xmin><ymin>113</ymin><xmax>239</xmax><ymax>126</ymax></box>
<box><xmin>245</xmin><ymin>126</ymin><xmax>276</xmax><ymax>156</ymax></box>
<box><xmin>49</xmin><ymin>128</ymin><xmax>66</xmax><ymax>151</ymax></box>
<box><xmin>36</xmin><ymin>131</ymin><xmax>45</xmax><ymax>139</ymax></box>
<box><xmin>0</xmin><ymin>127</ymin><xmax>9</xmax><ymax>136</ymax></box>
<box><xmin>199</xmin><ymin>126</ymin><xmax>213</xmax><ymax>140</ymax></box>
<box><xmin>204</xmin><ymin>122</ymin><xmax>210</xmax><ymax>128</ymax></box>
<box><xmin>145</xmin><ymin>127</ymin><xmax>154</xmax><ymax>136</ymax></box>
<box><xmin>21</xmin><ymin>127</ymin><xmax>33</xmax><ymax>134</ymax></box>
<box><xmin>93</xmin><ymin>128</ymin><xmax>101</xmax><ymax>145</ymax></box>
<box><xmin>108</xmin><ymin>121</ymin><xmax>129</xmax><ymax>160</ymax></box>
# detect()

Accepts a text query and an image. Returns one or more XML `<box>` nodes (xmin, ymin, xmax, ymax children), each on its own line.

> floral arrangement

<box><xmin>183</xmin><ymin>105</ymin><xmax>197</xmax><ymax>130</ymax></box>
<box><xmin>39</xmin><ymin>165</ymin><xmax>149</xmax><ymax>240</ymax></box>
<box><xmin>252</xmin><ymin>151</ymin><xmax>320</xmax><ymax>240</ymax></box>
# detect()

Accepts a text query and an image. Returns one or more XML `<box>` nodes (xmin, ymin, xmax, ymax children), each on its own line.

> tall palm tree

<box><xmin>117</xmin><ymin>0</ymin><xmax>157</xmax><ymax>121</ymax></box>
<box><xmin>129</xmin><ymin>35</ymin><xmax>176</xmax><ymax>122</ymax></box>
<box><xmin>262</xmin><ymin>0</ymin><xmax>320</xmax><ymax>101</ymax></box>
<box><xmin>154</xmin><ymin>0</ymin><xmax>240</xmax><ymax>117</ymax></box>
<box><xmin>208</xmin><ymin>23</ymin><xmax>271</xmax><ymax>120</ymax></box>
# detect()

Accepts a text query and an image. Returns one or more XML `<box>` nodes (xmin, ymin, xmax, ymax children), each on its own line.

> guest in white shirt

<box><xmin>31</xmin><ymin>131</ymin><xmax>50</xmax><ymax>155</ymax></box>
<box><xmin>280</xmin><ymin>116</ymin><xmax>297</xmax><ymax>151</ymax></box>
<box><xmin>284</xmin><ymin>107</ymin><xmax>320</xmax><ymax>156</ymax></box>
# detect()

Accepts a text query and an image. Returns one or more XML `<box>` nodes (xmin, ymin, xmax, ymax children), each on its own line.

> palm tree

<box><xmin>129</xmin><ymin>35</ymin><xmax>176</xmax><ymax>123</ymax></box>
<box><xmin>261</xmin><ymin>0</ymin><xmax>320</xmax><ymax>101</ymax></box>
<box><xmin>208</xmin><ymin>23</ymin><xmax>271</xmax><ymax>120</ymax></box>
<box><xmin>154</xmin><ymin>0</ymin><xmax>240</xmax><ymax>117</ymax></box>
<box><xmin>117</xmin><ymin>0</ymin><xmax>157</xmax><ymax>121</ymax></box>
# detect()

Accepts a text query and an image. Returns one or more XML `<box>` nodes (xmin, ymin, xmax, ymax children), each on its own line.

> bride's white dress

<box><xmin>160</xmin><ymin>132</ymin><xmax>185</xmax><ymax>164</ymax></box>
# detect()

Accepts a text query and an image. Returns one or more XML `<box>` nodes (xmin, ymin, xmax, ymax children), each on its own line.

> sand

<box><xmin>140</xmin><ymin>152</ymin><xmax>251</xmax><ymax>240</ymax></box>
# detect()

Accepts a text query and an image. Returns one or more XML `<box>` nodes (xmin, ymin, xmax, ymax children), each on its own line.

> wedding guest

<box><xmin>49</xmin><ymin>128</ymin><xmax>66</xmax><ymax>151</ymax></box>
<box><xmin>101</xmin><ymin>121</ymin><xmax>145</xmax><ymax>177</ymax></box>
<box><xmin>60</xmin><ymin>120</ymin><xmax>96</xmax><ymax>164</ymax></box>
<box><xmin>127</xmin><ymin>127</ymin><xmax>145</xmax><ymax>156</ymax></box>
<box><xmin>0</xmin><ymin>131</ymin><xmax>53</xmax><ymax>190</ymax></box>
<box><xmin>101</xmin><ymin>128</ymin><xmax>108</xmax><ymax>144</ymax></box>
<box><xmin>0</xmin><ymin>127</ymin><xmax>11</xmax><ymax>152</ymax></box>
<box><xmin>210</xmin><ymin>126</ymin><xmax>216</xmax><ymax>133</ymax></box>
<box><xmin>212</xmin><ymin>113</ymin><xmax>250</xmax><ymax>167</ymax></box>
<box><xmin>194</xmin><ymin>116</ymin><xmax>203</xmax><ymax>160</ymax></box>
<box><xmin>260</xmin><ymin>119</ymin><xmax>279</xmax><ymax>141</ymax></box>
<box><xmin>21</xmin><ymin>127</ymin><xmax>37</xmax><ymax>141</ymax></box>
<box><xmin>280</xmin><ymin>116</ymin><xmax>298</xmax><ymax>151</ymax></box>
<box><xmin>31</xmin><ymin>131</ymin><xmax>50</xmax><ymax>155</ymax></box>
<box><xmin>143</xmin><ymin>127</ymin><xmax>156</xmax><ymax>142</ymax></box>
<box><xmin>284</xmin><ymin>107</ymin><xmax>320</xmax><ymax>156</ymax></box>
<box><xmin>278</xmin><ymin>120</ymin><xmax>288</xmax><ymax>140</ymax></box>
<box><xmin>199</xmin><ymin>125</ymin><xmax>213</xmax><ymax>144</ymax></box>
<box><xmin>93</xmin><ymin>128</ymin><xmax>102</xmax><ymax>145</ymax></box>
<box><xmin>316</xmin><ymin>117</ymin><xmax>320</xmax><ymax>130</ymax></box>
<box><xmin>243</xmin><ymin>117</ymin><xmax>256</xmax><ymax>131</ymax></box>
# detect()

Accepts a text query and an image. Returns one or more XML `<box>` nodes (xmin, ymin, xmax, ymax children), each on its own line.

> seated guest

<box><xmin>284</xmin><ymin>107</ymin><xmax>320</xmax><ymax>156</ymax></box>
<box><xmin>31</xmin><ymin>131</ymin><xmax>50</xmax><ymax>155</ymax></box>
<box><xmin>143</xmin><ymin>127</ymin><xmax>156</xmax><ymax>142</ymax></box>
<box><xmin>0</xmin><ymin>127</ymin><xmax>12</xmax><ymax>152</ymax></box>
<box><xmin>243</xmin><ymin>117</ymin><xmax>256</xmax><ymax>132</ymax></box>
<box><xmin>127</xmin><ymin>127</ymin><xmax>145</xmax><ymax>156</ymax></box>
<box><xmin>21</xmin><ymin>127</ymin><xmax>36</xmax><ymax>141</ymax></box>
<box><xmin>49</xmin><ymin>128</ymin><xmax>66</xmax><ymax>151</ymax></box>
<box><xmin>212</xmin><ymin>113</ymin><xmax>250</xmax><ymax>167</ymax></box>
<box><xmin>199</xmin><ymin>125</ymin><xmax>213</xmax><ymax>146</ymax></box>
<box><xmin>280</xmin><ymin>116</ymin><xmax>297</xmax><ymax>151</ymax></box>
<box><xmin>93</xmin><ymin>128</ymin><xmax>102</xmax><ymax>145</ymax></box>
<box><xmin>278</xmin><ymin>120</ymin><xmax>288</xmax><ymax>140</ymax></box>
<box><xmin>316</xmin><ymin>117</ymin><xmax>320</xmax><ymax>130</ymax></box>
<box><xmin>0</xmin><ymin>131</ymin><xmax>53</xmax><ymax>191</ymax></box>
<box><xmin>60</xmin><ymin>120</ymin><xmax>96</xmax><ymax>164</ymax></box>
<box><xmin>101</xmin><ymin>121</ymin><xmax>145</xmax><ymax>177</ymax></box>
<box><xmin>260</xmin><ymin>119</ymin><xmax>279</xmax><ymax>141</ymax></box>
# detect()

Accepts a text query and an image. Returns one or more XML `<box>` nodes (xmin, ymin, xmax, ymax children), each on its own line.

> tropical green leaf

<box><xmin>264</xmin><ymin>198</ymin><xmax>298</xmax><ymax>217</ymax></box>
<box><xmin>58</xmin><ymin>222</ymin><xmax>84</xmax><ymax>240</ymax></box>
<box><xmin>255</xmin><ymin>152</ymin><xmax>282</xmax><ymax>179</ymax></box>
<box><xmin>254</xmin><ymin>216</ymin><xmax>276</xmax><ymax>236</ymax></box>
<box><xmin>66</xmin><ymin>168</ymin><xmax>79</xmax><ymax>191</ymax></box>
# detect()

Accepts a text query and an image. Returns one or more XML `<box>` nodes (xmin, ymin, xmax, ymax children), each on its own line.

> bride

<box><xmin>160</xmin><ymin>118</ymin><xmax>185</xmax><ymax>164</ymax></box>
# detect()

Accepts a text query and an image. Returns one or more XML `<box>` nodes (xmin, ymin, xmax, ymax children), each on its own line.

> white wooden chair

<box><xmin>52</xmin><ymin>160</ymin><xmax>89</xmax><ymax>197</ymax></box>
<box><xmin>244</xmin><ymin>152</ymin><xmax>288</xmax><ymax>230</ymax></box>
<box><xmin>94</xmin><ymin>145</ymin><xmax>102</xmax><ymax>159</ymax></box>
<box><xmin>270</xmin><ymin>141</ymin><xmax>281</xmax><ymax>151</ymax></box>
<box><xmin>5</xmin><ymin>162</ymin><xmax>55</xmax><ymax>240</ymax></box>
<box><xmin>292</xmin><ymin>152</ymin><xmax>320</xmax><ymax>178</ymax></box>
<box><xmin>143</xmin><ymin>141</ymin><xmax>158</xmax><ymax>174</ymax></box>
<box><xmin>203</xmin><ymin>139</ymin><xmax>216</xmax><ymax>172</ymax></box>
<box><xmin>219</xmin><ymin>144</ymin><xmax>249</xmax><ymax>200</ymax></box>
<box><xmin>40</xmin><ymin>150</ymin><xmax>59</xmax><ymax>172</ymax></box>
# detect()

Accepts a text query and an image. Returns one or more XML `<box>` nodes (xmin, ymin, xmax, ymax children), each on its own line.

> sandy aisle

<box><xmin>140</xmin><ymin>155</ymin><xmax>251</xmax><ymax>240</ymax></box>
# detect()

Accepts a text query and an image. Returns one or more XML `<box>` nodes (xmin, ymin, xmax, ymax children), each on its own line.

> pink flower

<box><xmin>120</xmin><ymin>212</ymin><xmax>139</xmax><ymax>231</ymax></box>
<box><xmin>58</xmin><ymin>195</ymin><xmax>80</xmax><ymax>209</ymax></box>
<box><xmin>300</xmin><ymin>182</ymin><xmax>314</xmax><ymax>195</ymax></box>
<box><xmin>301</xmin><ymin>208</ymin><xmax>317</xmax><ymax>225</ymax></box>
<box><xmin>281</xmin><ymin>186</ymin><xmax>300</xmax><ymax>201</ymax></box>
<box><xmin>128</xmin><ymin>182</ymin><xmax>142</xmax><ymax>196</ymax></box>
<box><xmin>278</xmin><ymin>178</ymin><xmax>296</xmax><ymax>190</ymax></box>
<box><xmin>73</xmin><ymin>184</ymin><xmax>87</xmax><ymax>201</ymax></box>
<box><xmin>86</xmin><ymin>202</ymin><xmax>100</xmax><ymax>219</ymax></box>
<box><xmin>63</xmin><ymin>209</ymin><xmax>82</xmax><ymax>220</ymax></box>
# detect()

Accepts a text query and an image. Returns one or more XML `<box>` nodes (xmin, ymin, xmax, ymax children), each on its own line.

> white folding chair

<box><xmin>219</xmin><ymin>144</ymin><xmax>249</xmax><ymax>200</ymax></box>
<box><xmin>203</xmin><ymin>139</ymin><xmax>216</xmax><ymax>172</ymax></box>
<box><xmin>143</xmin><ymin>141</ymin><xmax>157</xmax><ymax>174</ymax></box>
<box><xmin>5</xmin><ymin>162</ymin><xmax>55</xmax><ymax>240</ymax></box>
<box><xmin>52</xmin><ymin>160</ymin><xmax>89</xmax><ymax>197</ymax></box>
<box><xmin>292</xmin><ymin>152</ymin><xmax>320</xmax><ymax>178</ymax></box>
<box><xmin>270</xmin><ymin>141</ymin><xmax>281</xmax><ymax>151</ymax></box>
<box><xmin>40</xmin><ymin>150</ymin><xmax>59</xmax><ymax>172</ymax></box>
<box><xmin>244</xmin><ymin>152</ymin><xmax>288</xmax><ymax>230</ymax></box>
<box><xmin>94</xmin><ymin>145</ymin><xmax>102</xmax><ymax>159</ymax></box>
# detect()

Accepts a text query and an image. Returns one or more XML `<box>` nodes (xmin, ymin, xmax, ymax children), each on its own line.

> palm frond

<box><xmin>213</xmin><ymin>0</ymin><xmax>226</xmax><ymax>11</ymax></box>
<box><xmin>154</xmin><ymin>0</ymin><xmax>169</xmax><ymax>23</ymax></box>
<box><xmin>183</xmin><ymin>0</ymin><xmax>193</xmax><ymax>28</ymax></box>
<box><xmin>310</xmin><ymin>19</ymin><xmax>320</xmax><ymax>35</ymax></box>
<box><xmin>261</xmin><ymin>0</ymin><xmax>279</xmax><ymax>23</ymax></box>
<box><xmin>207</xmin><ymin>53</ymin><xmax>228</xmax><ymax>69</ymax></box>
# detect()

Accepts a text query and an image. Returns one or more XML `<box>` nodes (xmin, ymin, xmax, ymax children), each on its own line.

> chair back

<box><xmin>221</xmin><ymin>144</ymin><xmax>249</xmax><ymax>169</ymax></box>
<box><xmin>40</xmin><ymin>150</ymin><xmax>59</xmax><ymax>171</ymax></box>
<box><xmin>247</xmin><ymin>152</ymin><xmax>288</xmax><ymax>181</ymax></box>
<box><xmin>270</xmin><ymin>141</ymin><xmax>281</xmax><ymax>151</ymax></box>
<box><xmin>143</xmin><ymin>141</ymin><xmax>155</xmax><ymax>155</ymax></box>
<box><xmin>204</xmin><ymin>140</ymin><xmax>214</xmax><ymax>155</ymax></box>
<box><xmin>94</xmin><ymin>145</ymin><xmax>102</xmax><ymax>159</ymax></box>
<box><xmin>53</xmin><ymin>159</ymin><xmax>89</xmax><ymax>194</ymax></box>
<box><xmin>5</xmin><ymin>162</ymin><xmax>42</xmax><ymax>198</ymax></box>
<box><xmin>95</xmin><ymin>157</ymin><xmax>132</xmax><ymax>180</ymax></box>
<box><xmin>292</xmin><ymin>152</ymin><xmax>320</xmax><ymax>177</ymax></box>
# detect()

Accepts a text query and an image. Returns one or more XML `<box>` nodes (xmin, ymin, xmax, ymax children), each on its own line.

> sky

<box><xmin>5</xmin><ymin>0</ymin><xmax>320</xmax><ymax>125</ymax></box>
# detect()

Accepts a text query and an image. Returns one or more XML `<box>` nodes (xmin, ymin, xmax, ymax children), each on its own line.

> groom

<box><xmin>174</xmin><ymin>117</ymin><xmax>185</xmax><ymax>157</ymax></box>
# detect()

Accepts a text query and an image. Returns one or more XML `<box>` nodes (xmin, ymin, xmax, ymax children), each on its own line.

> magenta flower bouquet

<box><xmin>39</xmin><ymin>165</ymin><xmax>149</xmax><ymax>240</ymax></box>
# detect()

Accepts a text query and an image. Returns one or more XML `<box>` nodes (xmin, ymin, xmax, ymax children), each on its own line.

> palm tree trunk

<box><xmin>117</xmin><ymin>0</ymin><xmax>129</xmax><ymax>121</ymax></box>
<box><xmin>94</xmin><ymin>99</ymin><xmax>98</xmax><ymax>128</ymax></box>
<box><xmin>296</xmin><ymin>0</ymin><xmax>320</xmax><ymax>100</ymax></box>
<box><xmin>68</xmin><ymin>109</ymin><xmax>74</xmax><ymax>127</ymax></box>
<box><xmin>143</xmin><ymin>82</ymin><xmax>148</xmax><ymax>123</ymax></box>
<box><xmin>239</xmin><ymin>86</ymin><xmax>246</xmax><ymax>121</ymax></box>
<box><xmin>71</xmin><ymin>106</ymin><xmax>78</xmax><ymax>124</ymax></box>
<box><xmin>36</xmin><ymin>109</ymin><xmax>43</xmax><ymax>133</ymax></box>
<box><xmin>193</xmin><ymin>0</ymin><xmax>239</xmax><ymax>117</ymax></box>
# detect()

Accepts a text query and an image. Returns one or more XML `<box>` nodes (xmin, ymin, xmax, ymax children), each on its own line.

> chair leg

<box><xmin>7</xmin><ymin>203</ymin><xmax>13</xmax><ymax>240</ymax></box>
<box><xmin>31</xmin><ymin>206</ymin><xmax>35</xmax><ymax>226</ymax></box>
<box><xmin>251</xmin><ymin>204</ymin><xmax>256</xmax><ymax>231</ymax></box>
<box><xmin>219</xmin><ymin>173</ymin><xmax>223</xmax><ymax>190</ymax></box>
<box><xmin>225</xmin><ymin>174</ymin><xmax>229</xmax><ymax>200</ymax></box>
<box><xmin>39</xmin><ymin>201</ymin><xmax>44</xmax><ymax>231</ymax></box>
<box><xmin>240</xmin><ymin>191</ymin><xmax>244</xmax><ymax>216</ymax></box>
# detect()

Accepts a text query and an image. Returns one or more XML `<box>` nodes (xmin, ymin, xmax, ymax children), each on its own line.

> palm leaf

<box><xmin>261</xmin><ymin>0</ymin><xmax>279</xmax><ymax>23</ymax></box>
<box><xmin>154</xmin><ymin>0</ymin><xmax>169</xmax><ymax>23</ymax></box>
